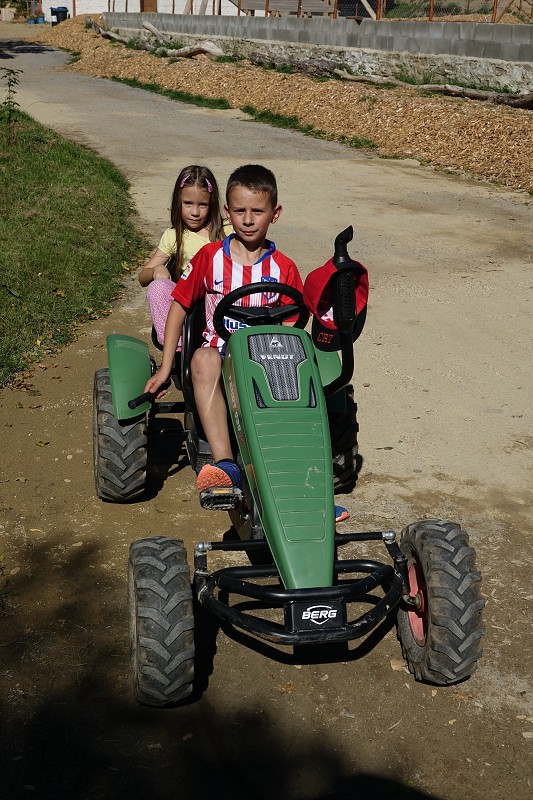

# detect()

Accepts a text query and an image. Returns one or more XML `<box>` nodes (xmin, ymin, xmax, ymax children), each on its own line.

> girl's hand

<box><xmin>139</xmin><ymin>248</ymin><xmax>172</xmax><ymax>287</ymax></box>
<box><xmin>144</xmin><ymin>369</ymin><xmax>171</xmax><ymax>398</ymax></box>
<box><xmin>152</xmin><ymin>264</ymin><xmax>171</xmax><ymax>281</ymax></box>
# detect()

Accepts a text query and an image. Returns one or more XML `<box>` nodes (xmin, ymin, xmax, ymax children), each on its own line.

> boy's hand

<box><xmin>144</xmin><ymin>369</ymin><xmax>170</xmax><ymax>398</ymax></box>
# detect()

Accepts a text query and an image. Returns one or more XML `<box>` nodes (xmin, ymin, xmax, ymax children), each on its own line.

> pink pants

<box><xmin>146</xmin><ymin>279</ymin><xmax>181</xmax><ymax>349</ymax></box>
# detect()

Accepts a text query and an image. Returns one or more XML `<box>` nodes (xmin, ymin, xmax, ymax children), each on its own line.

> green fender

<box><xmin>106</xmin><ymin>334</ymin><xmax>152</xmax><ymax>420</ymax></box>
<box><xmin>223</xmin><ymin>325</ymin><xmax>335</xmax><ymax>590</ymax></box>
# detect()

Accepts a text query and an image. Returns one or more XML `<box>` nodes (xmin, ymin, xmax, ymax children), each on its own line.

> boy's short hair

<box><xmin>226</xmin><ymin>164</ymin><xmax>278</xmax><ymax>207</ymax></box>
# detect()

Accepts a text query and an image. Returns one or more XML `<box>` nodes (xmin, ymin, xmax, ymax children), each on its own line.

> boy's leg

<box><xmin>191</xmin><ymin>348</ymin><xmax>241</xmax><ymax>491</ymax></box>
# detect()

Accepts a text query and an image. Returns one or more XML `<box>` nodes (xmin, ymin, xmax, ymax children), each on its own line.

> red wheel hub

<box><xmin>407</xmin><ymin>558</ymin><xmax>427</xmax><ymax>647</ymax></box>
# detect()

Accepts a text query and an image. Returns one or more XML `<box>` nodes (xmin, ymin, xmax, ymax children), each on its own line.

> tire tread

<box><xmin>397</xmin><ymin>519</ymin><xmax>485</xmax><ymax>685</ymax></box>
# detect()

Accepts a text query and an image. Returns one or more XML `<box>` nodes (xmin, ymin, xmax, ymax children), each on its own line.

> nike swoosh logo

<box><xmin>214</xmin><ymin>279</ymin><xmax>225</xmax><ymax>286</ymax></box>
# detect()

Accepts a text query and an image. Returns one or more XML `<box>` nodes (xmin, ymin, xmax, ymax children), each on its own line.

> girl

<box><xmin>139</xmin><ymin>165</ymin><xmax>231</xmax><ymax>345</ymax></box>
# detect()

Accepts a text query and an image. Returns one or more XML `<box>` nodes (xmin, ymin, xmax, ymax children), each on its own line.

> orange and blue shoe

<box><xmin>335</xmin><ymin>505</ymin><xmax>350</xmax><ymax>524</ymax></box>
<box><xmin>197</xmin><ymin>460</ymin><xmax>242</xmax><ymax>510</ymax></box>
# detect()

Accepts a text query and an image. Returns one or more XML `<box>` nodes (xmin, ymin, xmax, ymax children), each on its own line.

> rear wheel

<box><xmin>93</xmin><ymin>368</ymin><xmax>147</xmax><ymax>501</ymax></box>
<box><xmin>129</xmin><ymin>537</ymin><xmax>195</xmax><ymax>707</ymax></box>
<box><xmin>329</xmin><ymin>384</ymin><xmax>359</xmax><ymax>493</ymax></box>
<box><xmin>397</xmin><ymin>519</ymin><xmax>485</xmax><ymax>685</ymax></box>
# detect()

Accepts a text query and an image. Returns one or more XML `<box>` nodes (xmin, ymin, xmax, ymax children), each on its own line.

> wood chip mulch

<box><xmin>31</xmin><ymin>16</ymin><xmax>533</xmax><ymax>193</ymax></box>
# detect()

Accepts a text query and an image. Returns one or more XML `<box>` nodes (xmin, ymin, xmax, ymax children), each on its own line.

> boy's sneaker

<box><xmin>197</xmin><ymin>460</ymin><xmax>242</xmax><ymax>510</ymax></box>
<box><xmin>335</xmin><ymin>505</ymin><xmax>350</xmax><ymax>524</ymax></box>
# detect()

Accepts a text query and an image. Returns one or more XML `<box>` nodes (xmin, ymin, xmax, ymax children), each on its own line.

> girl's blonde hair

<box><xmin>170</xmin><ymin>165</ymin><xmax>225</xmax><ymax>266</ymax></box>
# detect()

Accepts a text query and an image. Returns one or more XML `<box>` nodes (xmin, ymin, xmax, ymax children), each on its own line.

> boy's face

<box><xmin>225</xmin><ymin>186</ymin><xmax>281</xmax><ymax>250</ymax></box>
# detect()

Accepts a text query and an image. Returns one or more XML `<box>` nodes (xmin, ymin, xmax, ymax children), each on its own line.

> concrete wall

<box><xmin>102</xmin><ymin>12</ymin><xmax>533</xmax><ymax>91</ymax></box>
<box><xmin>102</xmin><ymin>13</ymin><xmax>533</xmax><ymax>62</ymax></box>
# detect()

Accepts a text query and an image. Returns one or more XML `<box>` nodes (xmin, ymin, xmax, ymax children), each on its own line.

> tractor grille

<box><xmin>248</xmin><ymin>333</ymin><xmax>306</xmax><ymax>401</ymax></box>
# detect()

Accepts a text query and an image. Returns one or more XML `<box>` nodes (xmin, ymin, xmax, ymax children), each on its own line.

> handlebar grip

<box><xmin>128</xmin><ymin>391</ymin><xmax>153</xmax><ymax>410</ymax></box>
<box><xmin>128</xmin><ymin>379</ymin><xmax>171</xmax><ymax>410</ymax></box>
<box><xmin>332</xmin><ymin>270</ymin><xmax>357</xmax><ymax>334</ymax></box>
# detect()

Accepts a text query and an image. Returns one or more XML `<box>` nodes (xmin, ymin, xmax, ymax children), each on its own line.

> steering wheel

<box><xmin>212</xmin><ymin>282</ymin><xmax>310</xmax><ymax>343</ymax></box>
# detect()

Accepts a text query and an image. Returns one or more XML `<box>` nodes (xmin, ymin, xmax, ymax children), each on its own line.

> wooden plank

<box><xmin>357</xmin><ymin>0</ymin><xmax>376</xmax><ymax>19</ymax></box>
<box><xmin>495</xmin><ymin>0</ymin><xmax>516</xmax><ymax>21</ymax></box>
<box><xmin>231</xmin><ymin>0</ymin><xmax>335</xmax><ymax>12</ymax></box>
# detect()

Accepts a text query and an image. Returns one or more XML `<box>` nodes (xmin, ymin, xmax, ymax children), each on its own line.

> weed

<box><xmin>395</xmin><ymin>69</ymin><xmax>418</xmax><ymax>85</ymax></box>
<box><xmin>68</xmin><ymin>51</ymin><xmax>82</xmax><ymax>64</ymax></box>
<box><xmin>111</xmin><ymin>77</ymin><xmax>231</xmax><ymax>109</ymax></box>
<box><xmin>126</xmin><ymin>38</ymin><xmax>140</xmax><ymax>50</ymax></box>
<box><xmin>340</xmin><ymin>134</ymin><xmax>377</xmax><ymax>149</ymax></box>
<box><xmin>167</xmin><ymin>57</ymin><xmax>180</xmax><ymax>65</ymax></box>
<box><xmin>241</xmin><ymin>105</ymin><xmax>303</xmax><ymax>130</ymax></box>
<box><xmin>0</xmin><ymin>67</ymin><xmax>22</xmax><ymax>138</ymax></box>
<box><xmin>225</xmin><ymin>37</ymin><xmax>246</xmax><ymax>61</ymax></box>
<box><xmin>241</xmin><ymin>105</ymin><xmax>377</xmax><ymax>150</ymax></box>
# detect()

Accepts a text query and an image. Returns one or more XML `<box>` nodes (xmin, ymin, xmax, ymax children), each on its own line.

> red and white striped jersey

<box><xmin>171</xmin><ymin>235</ymin><xmax>303</xmax><ymax>351</ymax></box>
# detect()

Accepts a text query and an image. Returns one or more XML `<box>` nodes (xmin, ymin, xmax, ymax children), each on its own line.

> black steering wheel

<box><xmin>212</xmin><ymin>282</ymin><xmax>310</xmax><ymax>343</ymax></box>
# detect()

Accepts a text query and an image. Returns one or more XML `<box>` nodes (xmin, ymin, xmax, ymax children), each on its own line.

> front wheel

<box><xmin>129</xmin><ymin>537</ymin><xmax>195</xmax><ymax>707</ymax></box>
<box><xmin>397</xmin><ymin>519</ymin><xmax>485</xmax><ymax>685</ymax></box>
<box><xmin>93</xmin><ymin>368</ymin><xmax>148</xmax><ymax>502</ymax></box>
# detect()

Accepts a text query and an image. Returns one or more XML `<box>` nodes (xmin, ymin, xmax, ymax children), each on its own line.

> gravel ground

<box><xmin>18</xmin><ymin>15</ymin><xmax>533</xmax><ymax>192</ymax></box>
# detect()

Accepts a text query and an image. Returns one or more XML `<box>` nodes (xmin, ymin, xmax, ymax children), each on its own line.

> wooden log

<box><xmin>333</xmin><ymin>68</ymin><xmax>404</xmax><ymax>86</ymax></box>
<box><xmin>93</xmin><ymin>22</ymin><xmax>157</xmax><ymax>51</ymax></box>
<box><xmin>141</xmin><ymin>20</ymin><xmax>167</xmax><ymax>43</ymax></box>
<box><xmin>95</xmin><ymin>21</ymin><xmax>222</xmax><ymax>59</ymax></box>
<box><xmin>334</xmin><ymin>69</ymin><xmax>533</xmax><ymax>108</ymax></box>
<box><xmin>164</xmin><ymin>41</ymin><xmax>224</xmax><ymax>58</ymax></box>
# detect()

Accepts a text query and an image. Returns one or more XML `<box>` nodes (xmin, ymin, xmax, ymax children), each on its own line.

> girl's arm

<box><xmin>138</xmin><ymin>248</ymin><xmax>173</xmax><ymax>287</ymax></box>
<box><xmin>144</xmin><ymin>301</ymin><xmax>187</xmax><ymax>397</ymax></box>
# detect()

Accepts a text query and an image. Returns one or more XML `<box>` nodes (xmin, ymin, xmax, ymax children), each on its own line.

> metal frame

<box><xmin>194</xmin><ymin>530</ymin><xmax>413</xmax><ymax>645</ymax></box>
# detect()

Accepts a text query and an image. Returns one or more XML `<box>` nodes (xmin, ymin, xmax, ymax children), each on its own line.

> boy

<box><xmin>144</xmin><ymin>164</ymin><xmax>303</xmax><ymax>498</ymax></box>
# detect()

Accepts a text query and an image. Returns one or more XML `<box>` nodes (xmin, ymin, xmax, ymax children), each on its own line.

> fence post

<box><xmin>491</xmin><ymin>0</ymin><xmax>498</xmax><ymax>22</ymax></box>
<box><xmin>429</xmin><ymin>0</ymin><xmax>434</xmax><ymax>20</ymax></box>
<box><xmin>376</xmin><ymin>0</ymin><xmax>382</xmax><ymax>20</ymax></box>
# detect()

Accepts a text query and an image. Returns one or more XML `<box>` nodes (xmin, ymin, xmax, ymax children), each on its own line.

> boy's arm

<box><xmin>144</xmin><ymin>301</ymin><xmax>187</xmax><ymax>396</ymax></box>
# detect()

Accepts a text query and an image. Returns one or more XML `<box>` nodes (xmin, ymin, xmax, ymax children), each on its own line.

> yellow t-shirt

<box><xmin>158</xmin><ymin>223</ymin><xmax>233</xmax><ymax>274</ymax></box>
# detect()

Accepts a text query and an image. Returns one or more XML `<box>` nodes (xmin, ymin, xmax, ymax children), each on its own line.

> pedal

<box><xmin>199</xmin><ymin>486</ymin><xmax>243</xmax><ymax>510</ymax></box>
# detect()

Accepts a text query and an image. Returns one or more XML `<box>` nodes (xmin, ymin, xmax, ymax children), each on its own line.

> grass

<box><xmin>110</xmin><ymin>77</ymin><xmax>231</xmax><ymax>109</ymax></box>
<box><xmin>241</xmin><ymin>105</ymin><xmax>377</xmax><ymax>150</ymax></box>
<box><xmin>0</xmin><ymin>111</ymin><xmax>148</xmax><ymax>386</ymax></box>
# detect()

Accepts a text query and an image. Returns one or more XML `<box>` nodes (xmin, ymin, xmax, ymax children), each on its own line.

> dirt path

<box><xmin>1</xmin><ymin>24</ymin><xmax>532</xmax><ymax>800</ymax></box>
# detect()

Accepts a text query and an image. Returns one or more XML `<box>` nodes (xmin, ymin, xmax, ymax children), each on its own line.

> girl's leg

<box><xmin>146</xmin><ymin>279</ymin><xmax>177</xmax><ymax>345</ymax></box>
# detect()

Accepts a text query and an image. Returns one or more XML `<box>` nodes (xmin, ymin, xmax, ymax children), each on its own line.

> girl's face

<box><xmin>180</xmin><ymin>184</ymin><xmax>211</xmax><ymax>232</ymax></box>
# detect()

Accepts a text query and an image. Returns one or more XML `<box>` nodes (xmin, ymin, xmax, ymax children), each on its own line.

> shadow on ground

<box><xmin>0</xmin><ymin>535</ymin><xmax>440</xmax><ymax>799</ymax></box>
<box><xmin>0</xmin><ymin>39</ymin><xmax>55</xmax><ymax>59</ymax></box>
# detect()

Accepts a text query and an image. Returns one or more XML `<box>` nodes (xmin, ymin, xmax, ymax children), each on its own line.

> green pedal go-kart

<box><xmin>93</xmin><ymin>227</ymin><xmax>485</xmax><ymax>707</ymax></box>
